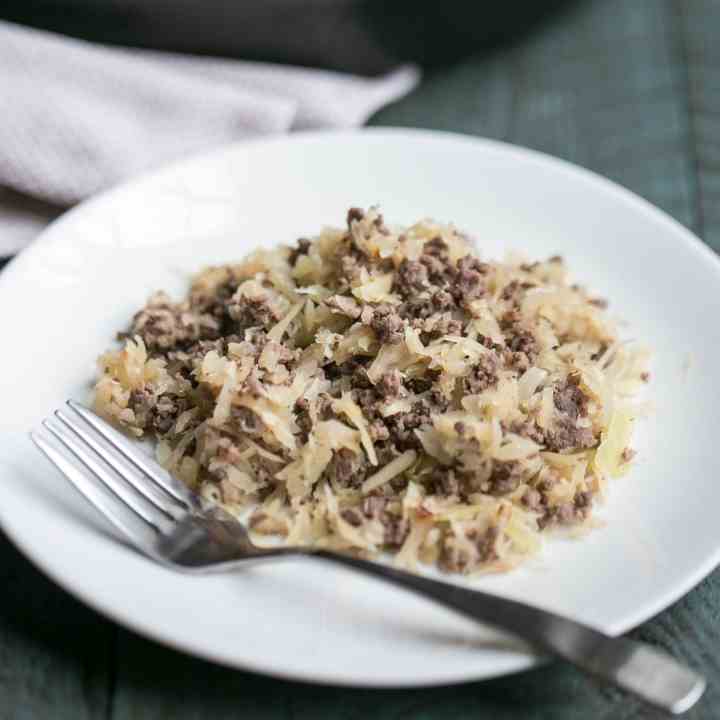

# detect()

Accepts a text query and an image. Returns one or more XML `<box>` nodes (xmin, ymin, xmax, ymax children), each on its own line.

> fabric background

<box><xmin>0</xmin><ymin>20</ymin><xmax>418</xmax><ymax>254</ymax></box>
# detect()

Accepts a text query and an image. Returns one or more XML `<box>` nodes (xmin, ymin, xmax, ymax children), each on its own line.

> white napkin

<box><xmin>0</xmin><ymin>20</ymin><xmax>420</xmax><ymax>256</ymax></box>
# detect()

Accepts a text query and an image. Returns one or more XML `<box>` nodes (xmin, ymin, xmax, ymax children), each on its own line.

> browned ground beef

<box><xmin>94</xmin><ymin>206</ymin><xmax>646</xmax><ymax>574</ymax></box>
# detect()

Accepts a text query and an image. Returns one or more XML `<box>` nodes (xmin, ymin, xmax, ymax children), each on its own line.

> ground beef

<box><xmin>545</xmin><ymin>417</ymin><xmax>596</xmax><ymax>452</ymax></box>
<box><xmin>127</xmin><ymin>292</ymin><xmax>220</xmax><ymax>352</ymax></box>
<box><xmin>347</xmin><ymin>207</ymin><xmax>365</xmax><ymax>226</ymax></box>
<box><xmin>288</xmin><ymin>237</ymin><xmax>311</xmax><ymax>266</ymax></box>
<box><xmin>163</xmin><ymin>349</ymin><xmax>200</xmax><ymax>382</ymax></box>
<box><xmin>537</xmin><ymin>507</ymin><xmax>558</xmax><ymax>530</ymax></box>
<box><xmin>397</xmin><ymin>281</ymin><xmax>461</xmax><ymax>325</ymax></box>
<box><xmin>424</xmin><ymin>236</ymin><xmax>449</xmax><ymax>257</ymax></box>
<box><xmin>347</xmin><ymin>496</ymin><xmax>409</xmax><ymax>548</ymax></box>
<box><xmin>127</xmin><ymin>388</ymin><xmax>154</xmax><ymax>430</ymax></box>
<box><xmin>406</xmin><ymin>375</ymin><xmax>434</xmax><ymax>394</ymax></box>
<box><xmin>428</xmin><ymin>389</ymin><xmax>451</xmax><ymax>413</ymax></box>
<box><xmin>521</xmin><ymin>487</ymin><xmax>544</xmax><ymax>512</ymax></box>
<box><xmin>453</xmin><ymin>255</ymin><xmax>488</xmax><ymax>302</ymax></box>
<box><xmin>352</xmin><ymin>387</ymin><xmax>380</xmax><ymax>422</ymax></box>
<box><xmin>498</xmin><ymin>312</ymin><xmax>538</xmax><ymax>368</ymax></box>
<box><xmin>378</xmin><ymin>369</ymin><xmax>402</xmax><ymax>398</ymax></box>
<box><xmin>152</xmin><ymin>394</ymin><xmax>188</xmax><ymax>434</ymax></box>
<box><xmin>440</xmin><ymin>524</ymin><xmax>498</xmax><ymax>572</ymax></box>
<box><xmin>500</xmin><ymin>280</ymin><xmax>518</xmax><ymax>301</ymax></box>
<box><xmin>368</xmin><ymin>304</ymin><xmax>405</xmax><ymax>344</ymax></box>
<box><xmin>554</xmin><ymin>504</ymin><xmax>578</xmax><ymax>525</ymax></box>
<box><xmin>535</xmin><ymin>473</ymin><xmax>560</xmax><ymax>496</ymax></box>
<box><xmin>395</xmin><ymin>259</ymin><xmax>430</xmax><ymax>296</ymax></box>
<box><xmin>439</xmin><ymin>542</ymin><xmax>468</xmax><ymax>573</ymax></box>
<box><xmin>401</xmin><ymin>299</ymin><xmax>436</xmax><ymax>323</ymax></box>
<box><xmin>231</xmin><ymin>407</ymin><xmax>265</xmax><ymax>436</ymax></box>
<box><xmin>315</xmin><ymin>393</ymin><xmax>335</xmax><ymax>421</ymax></box>
<box><xmin>244</xmin><ymin>327</ymin><xmax>271</xmax><ymax>349</ymax></box>
<box><xmin>349</xmin><ymin>363</ymin><xmax>373</xmax><ymax>389</ymax></box>
<box><xmin>127</xmin><ymin>389</ymin><xmax>188</xmax><ymax>434</ymax></box>
<box><xmin>340</xmin><ymin>509</ymin><xmax>363</xmax><ymax>527</ymax></box>
<box><xmin>471</xmin><ymin>525</ymin><xmax>499</xmax><ymax>562</ymax></box>
<box><xmin>228</xmin><ymin>288</ymin><xmax>284</xmax><ymax>331</ymax></box>
<box><xmin>430</xmin><ymin>467</ymin><xmax>462</xmax><ymax>497</ymax></box>
<box><xmin>415</xmin><ymin>313</ymin><xmax>463</xmax><ymax>341</ymax></box>
<box><xmin>189</xmin><ymin>277</ymin><xmax>240</xmax><ymax>328</ymax></box>
<box><xmin>432</xmin><ymin>289</ymin><xmax>455</xmax><ymax>311</ymax></box>
<box><xmin>477</xmin><ymin>334</ymin><xmax>504</xmax><ymax>351</ymax></box>
<box><xmin>505</xmin><ymin>328</ymin><xmax>537</xmax><ymax>356</ymax></box>
<box><xmin>327</xmin><ymin>448</ymin><xmax>364</xmax><ymax>488</ymax></box>
<box><xmin>510</xmin><ymin>419</ymin><xmax>546</xmax><ymax>445</ymax></box>
<box><xmin>503</xmin><ymin>349</ymin><xmax>532</xmax><ymax>373</ymax></box>
<box><xmin>538</xmin><ymin>491</ymin><xmax>593</xmax><ymax>530</ymax></box>
<box><xmin>362</xmin><ymin>495</ymin><xmax>388</xmax><ymax>518</ymax></box>
<box><xmin>369</xmin><ymin>420</ymin><xmax>390</xmax><ymax>442</ymax></box>
<box><xmin>554</xmin><ymin>375</ymin><xmax>588</xmax><ymax>421</ymax></box>
<box><xmin>294</xmin><ymin>398</ymin><xmax>313</xmax><ymax>442</ymax></box>
<box><xmin>463</xmin><ymin>352</ymin><xmax>499</xmax><ymax>394</ymax></box>
<box><xmin>574</xmin><ymin>490</ymin><xmax>592</xmax><ymax>510</ymax></box>
<box><xmin>484</xmin><ymin>461</ymin><xmax>524</xmax><ymax>496</ymax></box>
<box><xmin>456</xmin><ymin>255</ymin><xmax>487</xmax><ymax>275</ymax></box>
<box><xmin>383</xmin><ymin>516</ymin><xmax>409</xmax><ymax>548</ymax></box>
<box><xmin>326</xmin><ymin>358</ymin><xmax>371</xmax><ymax>385</ymax></box>
<box><xmin>418</xmin><ymin>242</ymin><xmax>457</xmax><ymax>288</ymax></box>
<box><xmin>385</xmin><ymin>401</ymin><xmax>432</xmax><ymax>450</ymax></box>
<box><xmin>205</xmin><ymin>428</ymin><xmax>244</xmax><ymax>468</ymax></box>
<box><xmin>433</xmin><ymin>313</ymin><xmax>464</xmax><ymax>337</ymax></box>
<box><xmin>190</xmin><ymin>336</ymin><xmax>241</xmax><ymax>360</ymax></box>
<box><xmin>418</xmin><ymin>252</ymin><xmax>448</xmax><ymax>281</ymax></box>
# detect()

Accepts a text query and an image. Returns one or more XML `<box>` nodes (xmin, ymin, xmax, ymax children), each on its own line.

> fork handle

<box><xmin>310</xmin><ymin>550</ymin><xmax>704</xmax><ymax>715</ymax></box>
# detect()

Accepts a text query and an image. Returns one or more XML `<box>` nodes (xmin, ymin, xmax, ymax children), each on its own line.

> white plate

<box><xmin>1</xmin><ymin>129</ymin><xmax>719</xmax><ymax>687</ymax></box>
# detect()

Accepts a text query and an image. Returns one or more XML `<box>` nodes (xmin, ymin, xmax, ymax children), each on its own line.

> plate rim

<box><xmin>2</xmin><ymin>126</ymin><xmax>720</xmax><ymax>687</ymax></box>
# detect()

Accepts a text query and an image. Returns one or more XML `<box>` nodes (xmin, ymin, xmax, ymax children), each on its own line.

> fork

<box><xmin>32</xmin><ymin>401</ymin><xmax>704</xmax><ymax>715</ymax></box>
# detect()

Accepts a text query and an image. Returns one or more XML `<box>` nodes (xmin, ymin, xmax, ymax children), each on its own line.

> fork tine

<box><xmin>31</xmin><ymin>429</ymin><xmax>159</xmax><ymax>550</ymax></box>
<box><xmin>42</xmin><ymin>417</ymin><xmax>173</xmax><ymax>533</ymax></box>
<box><xmin>55</xmin><ymin>408</ymin><xmax>186</xmax><ymax>521</ymax></box>
<box><xmin>67</xmin><ymin>400</ymin><xmax>199</xmax><ymax>511</ymax></box>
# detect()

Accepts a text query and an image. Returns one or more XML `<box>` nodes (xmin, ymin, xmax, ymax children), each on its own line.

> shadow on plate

<box><xmin>232</xmin><ymin>560</ymin><xmax>534</xmax><ymax>658</ymax></box>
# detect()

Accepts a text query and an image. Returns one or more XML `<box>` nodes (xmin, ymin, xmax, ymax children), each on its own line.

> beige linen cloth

<box><xmin>0</xmin><ymin>20</ymin><xmax>419</xmax><ymax>255</ymax></box>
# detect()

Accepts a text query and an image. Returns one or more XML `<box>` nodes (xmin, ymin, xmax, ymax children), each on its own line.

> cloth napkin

<box><xmin>0</xmin><ymin>20</ymin><xmax>420</xmax><ymax>256</ymax></box>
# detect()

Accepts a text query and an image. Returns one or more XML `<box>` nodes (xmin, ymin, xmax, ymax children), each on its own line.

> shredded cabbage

<box><xmin>94</xmin><ymin>207</ymin><xmax>649</xmax><ymax>575</ymax></box>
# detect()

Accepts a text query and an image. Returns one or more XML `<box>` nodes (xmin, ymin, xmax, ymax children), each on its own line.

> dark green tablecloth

<box><xmin>2</xmin><ymin>0</ymin><xmax>719</xmax><ymax>718</ymax></box>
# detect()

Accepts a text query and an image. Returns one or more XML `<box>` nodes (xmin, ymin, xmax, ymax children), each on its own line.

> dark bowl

<box><xmin>2</xmin><ymin>0</ymin><xmax>574</xmax><ymax>74</ymax></box>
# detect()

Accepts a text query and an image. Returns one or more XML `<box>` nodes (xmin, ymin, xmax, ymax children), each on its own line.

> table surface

<box><xmin>2</xmin><ymin>0</ymin><xmax>719</xmax><ymax>718</ymax></box>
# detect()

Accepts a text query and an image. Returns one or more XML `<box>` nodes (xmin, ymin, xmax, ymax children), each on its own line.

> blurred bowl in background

<box><xmin>1</xmin><ymin>0</ymin><xmax>574</xmax><ymax>73</ymax></box>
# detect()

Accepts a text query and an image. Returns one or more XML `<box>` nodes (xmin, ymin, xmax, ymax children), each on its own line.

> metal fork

<box><xmin>32</xmin><ymin>401</ymin><xmax>704</xmax><ymax>715</ymax></box>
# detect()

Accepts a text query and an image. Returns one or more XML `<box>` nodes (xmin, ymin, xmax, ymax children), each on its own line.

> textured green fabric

<box><xmin>1</xmin><ymin>0</ymin><xmax>718</xmax><ymax>718</ymax></box>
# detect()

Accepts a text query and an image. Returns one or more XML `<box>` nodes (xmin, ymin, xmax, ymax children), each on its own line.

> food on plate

<box><xmin>94</xmin><ymin>207</ymin><xmax>648</xmax><ymax>573</ymax></box>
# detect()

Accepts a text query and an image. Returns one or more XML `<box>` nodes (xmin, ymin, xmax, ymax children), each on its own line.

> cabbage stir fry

<box><xmin>95</xmin><ymin>208</ymin><xmax>648</xmax><ymax>573</ymax></box>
